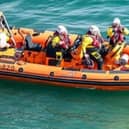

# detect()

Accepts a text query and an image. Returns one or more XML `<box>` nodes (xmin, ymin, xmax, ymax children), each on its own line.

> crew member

<box><xmin>48</xmin><ymin>25</ymin><xmax>71</xmax><ymax>59</ymax></box>
<box><xmin>107</xmin><ymin>17</ymin><xmax>129</xmax><ymax>47</ymax></box>
<box><xmin>79</xmin><ymin>25</ymin><xmax>104</xmax><ymax>70</ymax></box>
<box><xmin>51</xmin><ymin>25</ymin><xmax>71</xmax><ymax>51</ymax></box>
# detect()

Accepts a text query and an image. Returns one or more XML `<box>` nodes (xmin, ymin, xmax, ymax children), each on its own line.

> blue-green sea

<box><xmin>1</xmin><ymin>0</ymin><xmax>129</xmax><ymax>129</ymax></box>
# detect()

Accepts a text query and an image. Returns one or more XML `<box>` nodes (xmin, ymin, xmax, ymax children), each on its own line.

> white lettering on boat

<box><xmin>0</xmin><ymin>64</ymin><xmax>15</xmax><ymax>71</ymax></box>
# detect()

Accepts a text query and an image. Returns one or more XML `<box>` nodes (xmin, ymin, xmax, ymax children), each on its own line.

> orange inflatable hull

<box><xmin>0</xmin><ymin>59</ymin><xmax>129</xmax><ymax>91</ymax></box>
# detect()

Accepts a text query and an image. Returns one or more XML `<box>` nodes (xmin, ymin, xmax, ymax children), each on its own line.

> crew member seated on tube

<box><xmin>50</xmin><ymin>25</ymin><xmax>71</xmax><ymax>58</ymax></box>
<box><xmin>107</xmin><ymin>17</ymin><xmax>129</xmax><ymax>48</ymax></box>
<box><xmin>80</xmin><ymin>25</ymin><xmax>104</xmax><ymax>70</ymax></box>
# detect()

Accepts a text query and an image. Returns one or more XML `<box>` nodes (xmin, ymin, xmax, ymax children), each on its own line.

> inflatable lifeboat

<box><xmin>0</xmin><ymin>27</ymin><xmax>128</xmax><ymax>91</ymax></box>
<box><xmin>1</xmin><ymin>12</ymin><xmax>129</xmax><ymax>91</ymax></box>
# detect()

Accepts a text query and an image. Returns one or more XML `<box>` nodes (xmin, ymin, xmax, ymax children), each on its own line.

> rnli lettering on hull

<box><xmin>0</xmin><ymin>64</ymin><xmax>15</xmax><ymax>71</ymax></box>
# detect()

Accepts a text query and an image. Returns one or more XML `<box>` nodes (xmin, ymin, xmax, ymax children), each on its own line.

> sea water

<box><xmin>0</xmin><ymin>0</ymin><xmax>129</xmax><ymax>128</ymax></box>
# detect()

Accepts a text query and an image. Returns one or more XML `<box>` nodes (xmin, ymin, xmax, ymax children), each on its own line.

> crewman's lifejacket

<box><xmin>51</xmin><ymin>32</ymin><xmax>71</xmax><ymax>49</ymax></box>
<box><xmin>107</xmin><ymin>26</ymin><xmax>129</xmax><ymax>45</ymax></box>
<box><xmin>112</xmin><ymin>27</ymin><xmax>124</xmax><ymax>44</ymax></box>
<box><xmin>71</xmin><ymin>34</ymin><xmax>101</xmax><ymax>60</ymax></box>
<box><xmin>90</xmin><ymin>35</ymin><xmax>101</xmax><ymax>48</ymax></box>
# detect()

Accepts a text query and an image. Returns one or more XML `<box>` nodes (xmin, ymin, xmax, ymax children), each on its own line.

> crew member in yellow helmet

<box><xmin>79</xmin><ymin>25</ymin><xmax>104</xmax><ymax>70</ymax></box>
<box><xmin>107</xmin><ymin>17</ymin><xmax>129</xmax><ymax>47</ymax></box>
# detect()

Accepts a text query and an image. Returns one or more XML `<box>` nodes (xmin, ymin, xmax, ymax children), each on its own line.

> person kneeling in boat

<box><xmin>107</xmin><ymin>17</ymin><xmax>129</xmax><ymax>48</ymax></box>
<box><xmin>80</xmin><ymin>25</ymin><xmax>104</xmax><ymax>70</ymax></box>
<box><xmin>51</xmin><ymin>25</ymin><xmax>71</xmax><ymax>58</ymax></box>
<box><xmin>0</xmin><ymin>27</ymin><xmax>10</xmax><ymax>50</ymax></box>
